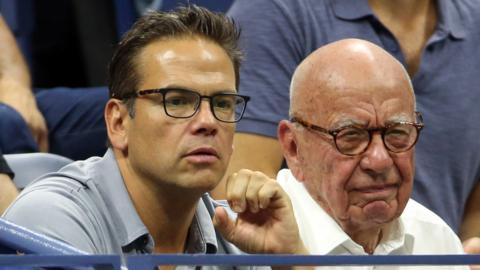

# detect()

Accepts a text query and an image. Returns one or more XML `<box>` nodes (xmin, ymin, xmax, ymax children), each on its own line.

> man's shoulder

<box><xmin>401</xmin><ymin>199</ymin><xmax>463</xmax><ymax>253</ymax></box>
<box><xmin>402</xmin><ymin>199</ymin><xmax>450</xmax><ymax>225</ymax></box>
<box><xmin>3</xmin><ymin>165</ymin><xmax>99</xmax><ymax>228</ymax></box>
<box><xmin>12</xmin><ymin>158</ymin><xmax>101</xmax><ymax>204</ymax></box>
<box><xmin>2</xmin><ymin>158</ymin><xmax>110</xmax><ymax>253</ymax></box>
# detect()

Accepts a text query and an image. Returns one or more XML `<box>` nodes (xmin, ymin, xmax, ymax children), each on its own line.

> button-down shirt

<box><xmin>277</xmin><ymin>169</ymin><xmax>468</xmax><ymax>270</ymax></box>
<box><xmin>229</xmin><ymin>0</ymin><xmax>480</xmax><ymax>232</ymax></box>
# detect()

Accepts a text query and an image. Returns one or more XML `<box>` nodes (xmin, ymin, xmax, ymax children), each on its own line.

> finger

<box><xmin>258</xmin><ymin>180</ymin><xmax>287</xmax><ymax>210</ymax></box>
<box><xmin>244</xmin><ymin>171</ymin><xmax>269</xmax><ymax>213</ymax></box>
<box><xmin>213</xmin><ymin>206</ymin><xmax>237</xmax><ymax>241</ymax></box>
<box><xmin>226</xmin><ymin>170</ymin><xmax>250</xmax><ymax>213</ymax></box>
<box><xmin>463</xmin><ymin>237</ymin><xmax>480</xmax><ymax>254</ymax></box>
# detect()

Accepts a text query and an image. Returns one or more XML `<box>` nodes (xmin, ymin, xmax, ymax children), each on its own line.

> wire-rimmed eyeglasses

<box><xmin>291</xmin><ymin>112</ymin><xmax>424</xmax><ymax>156</ymax></box>
<box><xmin>117</xmin><ymin>88</ymin><xmax>250</xmax><ymax>123</ymax></box>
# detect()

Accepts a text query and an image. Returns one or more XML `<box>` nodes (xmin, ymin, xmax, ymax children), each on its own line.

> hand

<box><xmin>464</xmin><ymin>237</ymin><xmax>480</xmax><ymax>254</ymax></box>
<box><xmin>463</xmin><ymin>237</ymin><xmax>480</xmax><ymax>270</ymax></box>
<box><xmin>0</xmin><ymin>80</ymin><xmax>48</xmax><ymax>152</ymax></box>
<box><xmin>213</xmin><ymin>169</ymin><xmax>307</xmax><ymax>254</ymax></box>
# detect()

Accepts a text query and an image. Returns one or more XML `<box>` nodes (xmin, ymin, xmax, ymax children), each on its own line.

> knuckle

<box><xmin>245</xmin><ymin>187</ymin><xmax>257</xmax><ymax>200</ymax></box>
<box><xmin>226</xmin><ymin>190</ymin><xmax>242</xmax><ymax>201</ymax></box>
<box><xmin>237</xmin><ymin>168</ymin><xmax>253</xmax><ymax>177</ymax></box>
<box><xmin>251</xmin><ymin>171</ymin><xmax>269</xmax><ymax>183</ymax></box>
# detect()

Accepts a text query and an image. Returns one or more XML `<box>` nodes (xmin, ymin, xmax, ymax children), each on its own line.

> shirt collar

<box><xmin>331</xmin><ymin>0</ymin><xmax>374</xmax><ymax>21</ymax></box>
<box><xmin>93</xmin><ymin>149</ymin><xmax>150</xmax><ymax>250</ymax></box>
<box><xmin>436</xmin><ymin>0</ymin><xmax>465</xmax><ymax>39</ymax></box>
<box><xmin>184</xmin><ymin>194</ymin><xmax>219</xmax><ymax>254</ymax></box>
<box><xmin>93</xmin><ymin>150</ymin><xmax>218</xmax><ymax>253</ymax></box>
<box><xmin>332</xmin><ymin>0</ymin><xmax>465</xmax><ymax>40</ymax></box>
<box><xmin>277</xmin><ymin>169</ymin><xmax>351</xmax><ymax>254</ymax></box>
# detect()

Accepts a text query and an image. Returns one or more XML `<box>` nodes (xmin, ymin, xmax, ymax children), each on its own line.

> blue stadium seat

<box><xmin>4</xmin><ymin>153</ymin><xmax>73</xmax><ymax>190</ymax></box>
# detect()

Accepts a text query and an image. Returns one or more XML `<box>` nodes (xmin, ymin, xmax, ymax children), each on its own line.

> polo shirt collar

<box><xmin>436</xmin><ymin>0</ymin><xmax>466</xmax><ymax>39</ymax></box>
<box><xmin>185</xmin><ymin>194</ymin><xmax>219</xmax><ymax>254</ymax></box>
<box><xmin>94</xmin><ymin>149</ymin><xmax>149</xmax><ymax>251</ymax></box>
<box><xmin>332</xmin><ymin>0</ymin><xmax>465</xmax><ymax>40</ymax></box>
<box><xmin>331</xmin><ymin>0</ymin><xmax>373</xmax><ymax>21</ymax></box>
<box><xmin>94</xmin><ymin>149</ymin><xmax>218</xmax><ymax>253</ymax></box>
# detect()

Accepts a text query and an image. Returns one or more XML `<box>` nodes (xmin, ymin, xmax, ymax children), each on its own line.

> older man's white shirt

<box><xmin>276</xmin><ymin>169</ymin><xmax>468</xmax><ymax>270</ymax></box>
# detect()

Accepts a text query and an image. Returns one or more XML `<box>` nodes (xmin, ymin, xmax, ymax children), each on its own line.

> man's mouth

<box><xmin>353</xmin><ymin>183</ymin><xmax>399</xmax><ymax>199</ymax></box>
<box><xmin>183</xmin><ymin>147</ymin><xmax>219</xmax><ymax>164</ymax></box>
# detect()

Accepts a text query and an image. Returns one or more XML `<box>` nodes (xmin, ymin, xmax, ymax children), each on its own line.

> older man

<box><xmin>3</xmin><ymin>6</ymin><xmax>307</xmax><ymax>267</ymax></box>
<box><xmin>222</xmin><ymin>1</ymin><xmax>480</xmax><ymax>253</ymax></box>
<box><xmin>277</xmin><ymin>39</ymin><xmax>467</xmax><ymax>269</ymax></box>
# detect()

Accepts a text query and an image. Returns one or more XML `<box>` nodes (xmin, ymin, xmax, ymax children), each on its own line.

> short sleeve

<box><xmin>228</xmin><ymin>0</ymin><xmax>309</xmax><ymax>138</ymax></box>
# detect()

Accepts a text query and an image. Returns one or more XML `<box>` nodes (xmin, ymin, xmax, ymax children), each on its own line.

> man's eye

<box><xmin>165</xmin><ymin>96</ymin><xmax>192</xmax><ymax>106</ymax></box>
<box><xmin>337</xmin><ymin>128</ymin><xmax>366</xmax><ymax>141</ymax></box>
<box><xmin>386</xmin><ymin>126</ymin><xmax>411</xmax><ymax>138</ymax></box>
<box><xmin>214</xmin><ymin>97</ymin><xmax>235</xmax><ymax>110</ymax></box>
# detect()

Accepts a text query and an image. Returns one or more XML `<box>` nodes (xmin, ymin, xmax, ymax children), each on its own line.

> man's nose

<box><xmin>191</xmin><ymin>99</ymin><xmax>218</xmax><ymax>135</ymax></box>
<box><xmin>359</xmin><ymin>134</ymin><xmax>393</xmax><ymax>175</ymax></box>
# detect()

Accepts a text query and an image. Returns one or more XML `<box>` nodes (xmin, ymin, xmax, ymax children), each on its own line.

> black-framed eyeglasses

<box><xmin>291</xmin><ymin>112</ymin><xmax>424</xmax><ymax>156</ymax></box>
<box><xmin>117</xmin><ymin>88</ymin><xmax>250</xmax><ymax>123</ymax></box>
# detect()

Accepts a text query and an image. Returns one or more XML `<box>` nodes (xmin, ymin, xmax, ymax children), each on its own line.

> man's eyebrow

<box><xmin>331</xmin><ymin>115</ymin><xmax>413</xmax><ymax>129</ymax></box>
<box><xmin>160</xmin><ymin>85</ymin><xmax>192</xmax><ymax>91</ymax></box>
<box><xmin>385</xmin><ymin>114</ymin><xmax>413</xmax><ymax>124</ymax></box>
<box><xmin>331</xmin><ymin>119</ymin><xmax>367</xmax><ymax>129</ymax></box>
<box><xmin>162</xmin><ymin>85</ymin><xmax>237</xmax><ymax>94</ymax></box>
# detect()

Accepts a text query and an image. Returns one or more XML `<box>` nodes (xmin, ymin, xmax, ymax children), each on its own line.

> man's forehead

<box><xmin>133</xmin><ymin>36</ymin><xmax>236</xmax><ymax>92</ymax></box>
<box><xmin>292</xmin><ymin>39</ymin><xmax>413</xmax><ymax>105</ymax></box>
<box><xmin>295</xmin><ymin>87</ymin><xmax>414</xmax><ymax>128</ymax></box>
<box><xmin>294</xmin><ymin>64</ymin><xmax>414</xmax><ymax>120</ymax></box>
<box><xmin>137</xmin><ymin>36</ymin><xmax>212</xmax><ymax>62</ymax></box>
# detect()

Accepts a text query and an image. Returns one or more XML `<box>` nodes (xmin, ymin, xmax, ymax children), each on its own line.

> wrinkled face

<box><xmin>291</xmin><ymin>70</ymin><xmax>415</xmax><ymax>234</ymax></box>
<box><xmin>125</xmin><ymin>37</ymin><xmax>236</xmax><ymax>193</ymax></box>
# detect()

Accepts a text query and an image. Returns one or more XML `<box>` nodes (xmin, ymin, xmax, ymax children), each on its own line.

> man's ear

<box><xmin>105</xmin><ymin>99</ymin><xmax>130</xmax><ymax>151</ymax></box>
<box><xmin>277</xmin><ymin>120</ymin><xmax>305</xmax><ymax>182</ymax></box>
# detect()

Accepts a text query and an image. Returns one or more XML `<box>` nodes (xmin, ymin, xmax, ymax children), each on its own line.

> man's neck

<box><xmin>367</xmin><ymin>0</ymin><xmax>437</xmax><ymax>76</ymax></box>
<box><xmin>368</xmin><ymin>0</ymin><xmax>434</xmax><ymax>21</ymax></box>
<box><xmin>116</xmin><ymin>152</ymin><xmax>200</xmax><ymax>253</ymax></box>
<box><xmin>349</xmin><ymin>227</ymin><xmax>383</xmax><ymax>255</ymax></box>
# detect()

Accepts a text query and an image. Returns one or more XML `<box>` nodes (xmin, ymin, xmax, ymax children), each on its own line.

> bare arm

<box><xmin>0</xmin><ymin>15</ymin><xmax>48</xmax><ymax>152</ymax></box>
<box><xmin>460</xmin><ymin>180</ymin><xmax>480</xmax><ymax>255</ymax></box>
<box><xmin>0</xmin><ymin>173</ymin><xmax>18</xmax><ymax>214</ymax></box>
<box><xmin>211</xmin><ymin>133</ymin><xmax>284</xmax><ymax>199</ymax></box>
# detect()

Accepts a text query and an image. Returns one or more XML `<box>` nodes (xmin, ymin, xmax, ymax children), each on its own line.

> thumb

<box><xmin>213</xmin><ymin>206</ymin><xmax>237</xmax><ymax>242</ymax></box>
<box><xmin>463</xmin><ymin>237</ymin><xmax>480</xmax><ymax>254</ymax></box>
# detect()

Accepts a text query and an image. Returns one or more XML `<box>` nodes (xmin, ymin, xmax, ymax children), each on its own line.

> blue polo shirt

<box><xmin>3</xmin><ymin>149</ymin><xmax>260</xmax><ymax>270</ymax></box>
<box><xmin>229</xmin><ymin>0</ymin><xmax>480</xmax><ymax>232</ymax></box>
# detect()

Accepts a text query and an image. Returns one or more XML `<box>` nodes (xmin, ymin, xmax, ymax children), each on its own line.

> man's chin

<box><xmin>340</xmin><ymin>202</ymin><xmax>398</xmax><ymax>233</ymax></box>
<box><xmin>183</xmin><ymin>171</ymin><xmax>222</xmax><ymax>190</ymax></box>
<box><xmin>362</xmin><ymin>200</ymin><xmax>396</xmax><ymax>221</ymax></box>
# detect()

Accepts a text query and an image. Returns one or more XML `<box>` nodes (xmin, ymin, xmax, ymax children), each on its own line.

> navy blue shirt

<box><xmin>229</xmin><ymin>0</ymin><xmax>480</xmax><ymax>232</ymax></box>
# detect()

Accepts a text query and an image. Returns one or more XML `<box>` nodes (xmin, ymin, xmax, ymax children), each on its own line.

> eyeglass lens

<box><xmin>163</xmin><ymin>89</ymin><xmax>246</xmax><ymax>122</ymax></box>
<box><xmin>335</xmin><ymin>124</ymin><xmax>419</xmax><ymax>155</ymax></box>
